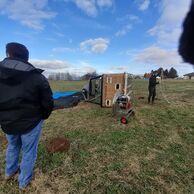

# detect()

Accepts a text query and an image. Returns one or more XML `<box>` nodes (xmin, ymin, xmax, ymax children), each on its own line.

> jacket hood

<box><xmin>0</xmin><ymin>58</ymin><xmax>44</xmax><ymax>84</ymax></box>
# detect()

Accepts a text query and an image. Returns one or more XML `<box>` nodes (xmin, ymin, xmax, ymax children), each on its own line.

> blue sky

<box><xmin>0</xmin><ymin>0</ymin><xmax>193</xmax><ymax>76</ymax></box>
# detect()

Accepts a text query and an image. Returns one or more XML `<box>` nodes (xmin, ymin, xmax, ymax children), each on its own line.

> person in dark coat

<box><xmin>148</xmin><ymin>72</ymin><xmax>159</xmax><ymax>104</ymax></box>
<box><xmin>0</xmin><ymin>42</ymin><xmax>53</xmax><ymax>189</ymax></box>
<box><xmin>179</xmin><ymin>0</ymin><xmax>194</xmax><ymax>65</ymax></box>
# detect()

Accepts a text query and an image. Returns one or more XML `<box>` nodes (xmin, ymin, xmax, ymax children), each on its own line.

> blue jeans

<box><xmin>5</xmin><ymin>120</ymin><xmax>43</xmax><ymax>188</ymax></box>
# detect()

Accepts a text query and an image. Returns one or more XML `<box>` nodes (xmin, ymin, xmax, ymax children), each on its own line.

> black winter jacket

<box><xmin>0</xmin><ymin>58</ymin><xmax>53</xmax><ymax>135</ymax></box>
<box><xmin>149</xmin><ymin>75</ymin><xmax>159</xmax><ymax>88</ymax></box>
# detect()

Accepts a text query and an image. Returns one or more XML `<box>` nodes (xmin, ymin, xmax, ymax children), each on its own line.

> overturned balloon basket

<box><xmin>82</xmin><ymin>73</ymin><xmax>135</xmax><ymax>124</ymax></box>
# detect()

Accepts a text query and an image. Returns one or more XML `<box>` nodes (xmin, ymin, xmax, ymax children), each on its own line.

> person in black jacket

<box><xmin>148</xmin><ymin>72</ymin><xmax>159</xmax><ymax>104</ymax></box>
<box><xmin>179</xmin><ymin>0</ymin><xmax>194</xmax><ymax>65</ymax></box>
<box><xmin>0</xmin><ymin>42</ymin><xmax>53</xmax><ymax>189</ymax></box>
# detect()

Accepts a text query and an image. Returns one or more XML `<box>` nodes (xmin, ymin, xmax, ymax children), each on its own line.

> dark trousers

<box><xmin>148</xmin><ymin>87</ymin><xmax>156</xmax><ymax>103</ymax></box>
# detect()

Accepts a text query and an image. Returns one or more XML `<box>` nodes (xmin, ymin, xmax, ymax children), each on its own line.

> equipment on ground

<box><xmin>112</xmin><ymin>92</ymin><xmax>135</xmax><ymax>124</ymax></box>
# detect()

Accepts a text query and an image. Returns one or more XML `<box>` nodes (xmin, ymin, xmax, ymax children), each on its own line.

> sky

<box><xmin>0</xmin><ymin>0</ymin><xmax>193</xmax><ymax>76</ymax></box>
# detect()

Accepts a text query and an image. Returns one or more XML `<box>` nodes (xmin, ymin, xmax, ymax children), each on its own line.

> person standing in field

<box><xmin>0</xmin><ymin>42</ymin><xmax>53</xmax><ymax>189</ymax></box>
<box><xmin>148</xmin><ymin>72</ymin><xmax>159</xmax><ymax>104</ymax></box>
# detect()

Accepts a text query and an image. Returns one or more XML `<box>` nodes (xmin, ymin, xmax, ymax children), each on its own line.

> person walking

<box><xmin>0</xmin><ymin>42</ymin><xmax>53</xmax><ymax>189</ymax></box>
<box><xmin>148</xmin><ymin>72</ymin><xmax>159</xmax><ymax>104</ymax></box>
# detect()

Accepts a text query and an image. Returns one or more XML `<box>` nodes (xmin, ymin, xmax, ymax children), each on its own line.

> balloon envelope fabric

<box><xmin>53</xmin><ymin>91</ymin><xmax>76</xmax><ymax>99</ymax></box>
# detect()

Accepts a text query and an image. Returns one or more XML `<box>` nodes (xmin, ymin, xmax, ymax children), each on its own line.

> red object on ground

<box><xmin>121</xmin><ymin>117</ymin><xmax>128</xmax><ymax>124</ymax></box>
<box><xmin>46</xmin><ymin>138</ymin><xmax>70</xmax><ymax>154</ymax></box>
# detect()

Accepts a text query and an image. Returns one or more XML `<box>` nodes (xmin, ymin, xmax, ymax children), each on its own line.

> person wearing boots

<box><xmin>0</xmin><ymin>42</ymin><xmax>53</xmax><ymax>189</ymax></box>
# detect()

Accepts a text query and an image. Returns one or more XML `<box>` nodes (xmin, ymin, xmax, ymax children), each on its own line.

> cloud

<box><xmin>127</xmin><ymin>15</ymin><xmax>139</xmax><ymax>21</ymax></box>
<box><xmin>125</xmin><ymin>49</ymin><xmax>141</xmax><ymax>56</ymax></box>
<box><xmin>134</xmin><ymin>46</ymin><xmax>182</xmax><ymax>67</ymax></box>
<box><xmin>148</xmin><ymin>0</ymin><xmax>190</xmax><ymax>47</ymax></box>
<box><xmin>52</xmin><ymin>47</ymin><xmax>75</xmax><ymax>53</ymax></box>
<box><xmin>30</xmin><ymin>58</ymin><xmax>97</xmax><ymax>76</ymax></box>
<box><xmin>116</xmin><ymin>24</ymin><xmax>132</xmax><ymax>37</ymax></box>
<box><xmin>110</xmin><ymin>66</ymin><xmax>128</xmax><ymax>72</ymax></box>
<box><xmin>81</xmin><ymin>65</ymin><xmax>96</xmax><ymax>73</ymax></box>
<box><xmin>140</xmin><ymin>0</ymin><xmax>192</xmax><ymax>75</ymax></box>
<box><xmin>96</xmin><ymin>0</ymin><xmax>113</xmax><ymax>7</ymax></box>
<box><xmin>139</xmin><ymin>0</ymin><xmax>150</xmax><ymax>11</ymax></box>
<box><xmin>116</xmin><ymin>15</ymin><xmax>140</xmax><ymax>37</ymax></box>
<box><xmin>116</xmin><ymin>14</ymin><xmax>141</xmax><ymax>23</ymax></box>
<box><xmin>0</xmin><ymin>0</ymin><xmax>56</xmax><ymax>30</ymax></box>
<box><xmin>117</xmin><ymin>14</ymin><xmax>140</xmax><ymax>23</ymax></box>
<box><xmin>30</xmin><ymin>59</ymin><xmax>71</xmax><ymax>70</ymax></box>
<box><xmin>133</xmin><ymin>46</ymin><xmax>194</xmax><ymax>75</ymax></box>
<box><xmin>80</xmin><ymin>38</ymin><xmax>109</xmax><ymax>53</ymax></box>
<box><xmin>73</xmin><ymin>0</ymin><xmax>97</xmax><ymax>17</ymax></box>
<box><xmin>73</xmin><ymin>61</ymin><xmax>96</xmax><ymax>74</ymax></box>
<box><xmin>148</xmin><ymin>27</ymin><xmax>181</xmax><ymax>46</ymax></box>
<box><xmin>66</xmin><ymin>0</ymin><xmax>113</xmax><ymax>17</ymax></box>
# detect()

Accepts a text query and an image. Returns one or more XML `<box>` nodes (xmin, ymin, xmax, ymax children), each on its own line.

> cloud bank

<box><xmin>65</xmin><ymin>0</ymin><xmax>113</xmax><ymax>17</ymax></box>
<box><xmin>0</xmin><ymin>0</ymin><xmax>56</xmax><ymax>30</ymax></box>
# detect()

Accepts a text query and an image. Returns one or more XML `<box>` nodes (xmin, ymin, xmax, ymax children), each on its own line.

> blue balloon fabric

<box><xmin>53</xmin><ymin>91</ymin><xmax>76</xmax><ymax>99</ymax></box>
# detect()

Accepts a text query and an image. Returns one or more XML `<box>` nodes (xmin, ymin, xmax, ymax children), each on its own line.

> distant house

<box><xmin>183</xmin><ymin>72</ymin><xmax>194</xmax><ymax>80</ymax></box>
<box><xmin>144</xmin><ymin>73</ymin><xmax>152</xmax><ymax>79</ymax></box>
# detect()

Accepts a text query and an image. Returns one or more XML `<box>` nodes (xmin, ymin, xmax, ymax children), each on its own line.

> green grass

<box><xmin>1</xmin><ymin>79</ymin><xmax>194</xmax><ymax>193</ymax></box>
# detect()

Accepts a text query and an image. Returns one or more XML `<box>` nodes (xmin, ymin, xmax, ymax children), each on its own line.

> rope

<box><xmin>158</xmin><ymin>70</ymin><xmax>182</xmax><ymax>122</ymax></box>
<box><xmin>85</xmin><ymin>94</ymin><xmax>101</xmax><ymax>103</ymax></box>
<box><xmin>159</xmin><ymin>70</ymin><xmax>171</xmax><ymax>104</ymax></box>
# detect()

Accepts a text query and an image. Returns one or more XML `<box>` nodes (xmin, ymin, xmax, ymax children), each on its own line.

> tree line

<box><xmin>48</xmin><ymin>72</ymin><xmax>98</xmax><ymax>80</ymax></box>
<box><xmin>144</xmin><ymin>67</ymin><xmax>178</xmax><ymax>79</ymax></box>
<box><xmin>48</xmin><ymin>67</ymin><xmax>179</xmax><ymax>81</ymax></box>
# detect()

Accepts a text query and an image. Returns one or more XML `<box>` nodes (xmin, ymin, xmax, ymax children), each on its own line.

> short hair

<box><xmin>6</xmin><ymin>42</ymin><xmax>29</xmax><ymax>62</ymax></box>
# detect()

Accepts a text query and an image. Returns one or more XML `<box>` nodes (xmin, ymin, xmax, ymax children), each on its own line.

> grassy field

<box><xmin>1</xmin><ymin>79</ymin><xmax>194</xmax><ymax>194</ymax></box>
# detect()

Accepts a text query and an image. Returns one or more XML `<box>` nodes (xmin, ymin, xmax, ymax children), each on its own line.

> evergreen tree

<box><xmin>163</xmin><ymin>69</ymin><xmax>169</xmax><ymax>79</ymax></box>
<box><xmin>168</xmin><ymin>67</ymin><xmax>178</xmax><ymax>78</ymax></box>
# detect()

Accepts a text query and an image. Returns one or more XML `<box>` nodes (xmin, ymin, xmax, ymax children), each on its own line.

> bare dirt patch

<box><xmin>46</xmin><ymin>138</ymin><xmax>70</xmax><ymax>154</ymax></box>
